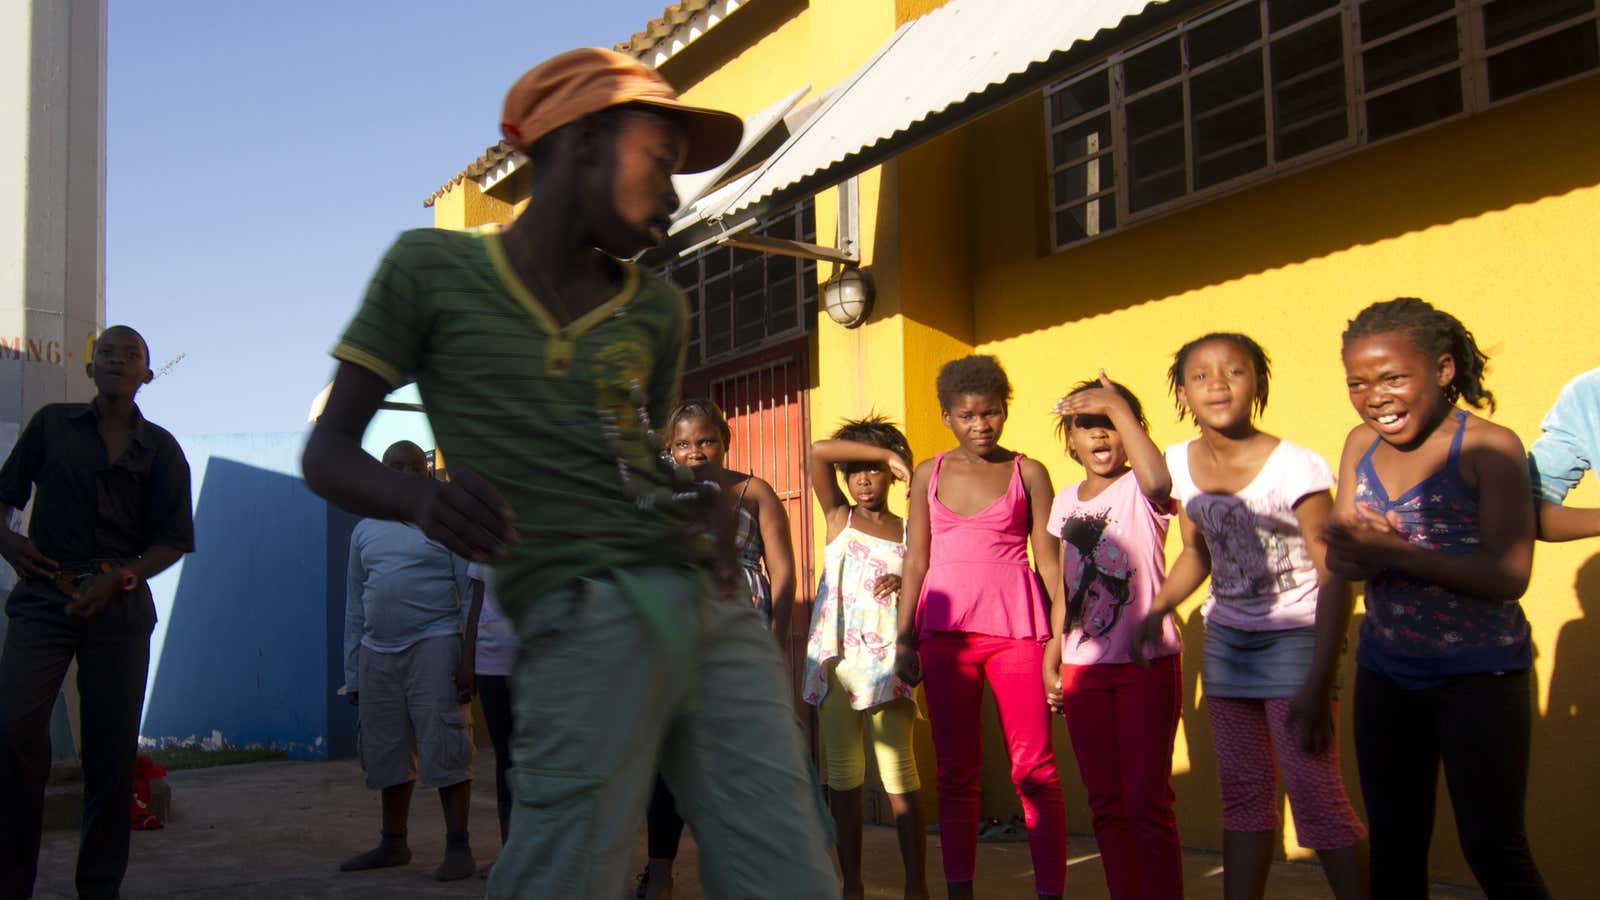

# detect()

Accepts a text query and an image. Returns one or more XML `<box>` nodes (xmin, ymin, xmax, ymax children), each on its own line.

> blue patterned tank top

<box><xmin>1354</xmin><ymin>409</ymin><xmax>1532</xmax><ymax>688</ymax></box>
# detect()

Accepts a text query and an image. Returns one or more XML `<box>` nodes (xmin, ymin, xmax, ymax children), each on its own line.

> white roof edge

<box><xmin>709</xmin><ymin>0</ymin><xmax>1169</xmax><ymax>221</ymax></box>
<box><xmin>644</xmin><ymin>0</ymin><xmax>745</xmax><ymax>68</ymax></box>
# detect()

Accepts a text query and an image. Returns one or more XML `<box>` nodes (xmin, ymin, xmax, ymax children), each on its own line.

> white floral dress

<box><xmin>802</xmin><ymin>510</ymin><xmax>913</xmax><ymax>710</ymax></box>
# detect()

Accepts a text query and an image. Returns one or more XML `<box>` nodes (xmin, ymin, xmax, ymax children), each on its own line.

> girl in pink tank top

<box><xmin>899</xmin><ymin>355</ymin><xmax>1067</xmax><ymax>900</ymax></box>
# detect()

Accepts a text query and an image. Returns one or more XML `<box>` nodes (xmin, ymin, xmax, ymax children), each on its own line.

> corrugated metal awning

<box><xmin>707</xmin><ymin>0</ymin><xmax>1174</xmax><ymax>225</ymax></box>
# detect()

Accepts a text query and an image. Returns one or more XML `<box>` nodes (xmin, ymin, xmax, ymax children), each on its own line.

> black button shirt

<box><xmin>0</xmin><ymin>403</ymin><xmax>195</xmax><ymax>566</ymax></box>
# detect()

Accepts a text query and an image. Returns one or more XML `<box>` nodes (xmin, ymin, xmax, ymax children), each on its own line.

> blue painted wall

<box><xmin>140</xmin><ymin>402</ymin><xmax>436</xmax><ymax>759</ymax></box>
<box><xmin>140</xmin><ymin>433</ymin><xmax>355</xmax><ymax>759</ymax></box>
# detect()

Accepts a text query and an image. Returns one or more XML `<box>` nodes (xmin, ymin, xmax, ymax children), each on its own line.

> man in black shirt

<box><xmin>0</xmin><ymin>326</ymin><xmax>194</xmax><ymax>900</ymax></box>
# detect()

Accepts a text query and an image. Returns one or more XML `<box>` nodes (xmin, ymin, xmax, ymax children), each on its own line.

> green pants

<box><xmin>486</xmin><ymin>566</ymin><xmax>838</xmax><ymax>899</ymax></box>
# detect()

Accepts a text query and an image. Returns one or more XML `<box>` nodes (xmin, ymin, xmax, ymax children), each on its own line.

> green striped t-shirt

<box><xmin>334</xmin><ymin>227</ymin><xmax>697</xmax><ymax>615</ymax></box>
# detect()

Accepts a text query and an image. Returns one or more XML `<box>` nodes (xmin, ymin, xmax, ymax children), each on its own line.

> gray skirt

<box><xmin>1203</xmin><ymin>620</ymin><xmax>1317</xmax><ymax>699</ymax></box>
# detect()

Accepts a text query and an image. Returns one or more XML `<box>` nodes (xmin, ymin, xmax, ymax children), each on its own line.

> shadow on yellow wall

<box><xmin>841</xmin><ymin>71</ymin><xmax>1600</xmax><ymax>895</ymax></box>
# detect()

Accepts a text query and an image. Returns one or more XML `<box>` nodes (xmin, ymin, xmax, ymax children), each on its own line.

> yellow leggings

<box><xmin>816</xmin><ymin>670</ymin><xmax>920</xmax><ymax>794</ymax></box>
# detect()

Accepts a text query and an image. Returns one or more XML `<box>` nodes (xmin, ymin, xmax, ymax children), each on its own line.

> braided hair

<box><xmin>667</xmin><ymin>398</ymin><xmax>732</xmax><ymax>447</ymax></box>
<box><xmin>1167</xmin><ymin>332</ymin><xmax>1272</xmax><ymax>420</ymax></box>
<box><xmin>1342</xmin><ymin>298</ymin><xmax>1495</xmax><ymax>412</ymax></box>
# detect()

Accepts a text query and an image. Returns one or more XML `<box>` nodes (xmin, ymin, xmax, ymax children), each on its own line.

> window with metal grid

<box><xmin>1044</xmin><ymin>0</ymin><xmax>1600</xmax><ymax>252</ymax></box>
<box><xmin>659</xmin><ymin>200</ymin><xmax>819</xmax><ymax>370</ymax></box>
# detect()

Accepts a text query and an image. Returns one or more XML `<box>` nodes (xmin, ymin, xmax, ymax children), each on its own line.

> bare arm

<box><xmin>893</xmin><ymin>459</ymin><xmax>934</xmax><ymax>687</ymax></box>
<box><xmin>1148</xmin><ymin>504</ymin><xmax>1211</xmax><ymax>616</ymax></box>
<box><xmin>1021</xmin><ymin>458</ymin><xmax>1064</xmax><ymax>626</ymax></box>
<box><xmin>1054</xmin><ymin>372</ymin><xmax>1171</xmax><ymax>504</ymax></box>
<box><xmin>752</xmin><ymin>478</ymin><xmax>797</xmax><ymax>655</ymax></box>
<box><xmin>1536</xmin><ymin>499</ymin><xmax>1600</xmax><ymax>542</ymax></box>
<box><xmin>898</xmin><ymin>460</ymin><xmax>934</xmax><ymax>646</ymax></box>
<box><xmin>1291</xmin><ymin>490</ymin><xmax>1355</xmax><ymax>750</ymax></box>
<box><xmin>807</xmin><ymin>440</ymin><xmax>909</xmax><ymax>541</ymax></box>
<box><xmin>303</xmin><ymin>362</ymin><xmax>515</xmax><ymax>562</ymax></box>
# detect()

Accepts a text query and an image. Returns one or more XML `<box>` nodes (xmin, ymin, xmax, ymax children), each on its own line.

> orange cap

<box><xmin>500</xmin><ymin>48</ymin><xmax>744</xmax><ymax>174</ymax></box>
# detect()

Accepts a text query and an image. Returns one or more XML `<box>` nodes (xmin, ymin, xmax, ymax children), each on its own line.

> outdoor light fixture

<box><xmin>822</xmin><ymin>267</ymin><xmax>874</xmax><ymax>328</ymax></box>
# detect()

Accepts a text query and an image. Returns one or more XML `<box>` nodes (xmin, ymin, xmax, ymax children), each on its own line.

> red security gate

<box><xmin>685</xmin><ymin>338</ymin><xmax>814</xmax><ymax>712</ymax></box>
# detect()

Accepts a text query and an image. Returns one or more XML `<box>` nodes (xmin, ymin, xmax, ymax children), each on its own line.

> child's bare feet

<box><xmin>433</xmin><ymin>832</ymin><xmax>475</xmax><ymax>881</ymax></box>
<box><xmin>339</xmin><ymin>832</ymin><xmax>411</xmax><ymax>871</ymax></box>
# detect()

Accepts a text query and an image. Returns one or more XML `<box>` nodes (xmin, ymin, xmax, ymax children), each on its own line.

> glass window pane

<box><xmin>1125</xmin><ymin>36</ymin><xmax>1182</xmax><ymax>94</ymax></box>
<box><xmin>1268</xmin><ymin>0</ymin><xmax>1339</xmax><ymax>32</ymax></box>
<box><xmin>1188</xmin><ymin>3</ymin><xmax>1262</xmax><ymax>69</ymax></box>
<box><xmin>1359</xmin><ymin>0</ymin><xmax>1454</xmax><ymax>44</ymax></box>
<box><xmin>1055</xmin><ymin>198</ymin><xmax>1118</xmax><ymax>247</ymax></box>
<box><xmin>1194</xmin><ymin>96</ymin><xmax>1266</xmax><ymax>163</ymax></box>
<box><xmin>1484</xmin><ymin>0</ymin><xmax>1596</xmax><ymax>48</ymax></box>
<box><xmin>1487</xmin><ymin>22</ymin><xmax>1600</xmax><ymax>101</ymax></box>
<box><xmin>767</xmin><ymin>273</ymin><xmax>798</xmax><ymax>335</ymax></box>
<box><xmin>1196</xmin><ymin>140</ymin><xmax>1268</xmax><ymax>188</ymax></box>
<box><xmin>1191</xmin><ymin>51</ymin><xmax>1265</xmax><ymax>115</ymax></box>
<box><xmin>703</xmin><ymin>277</ymin><xmax>732</xmax><ymax>359</ymax></box>
<box><xmin>1362</xmin><ymin>18</ymin><xmax>1460</xmax><ymax>92</ymax></box>
<box><xmin>1052</xmin><ymin>113</ymin><xmax>1113</xmax><ymax>165</ymax></box>
<box><xmin>1365</xmin><ymin>69</ymin><xmax>1463</xmax><ymax>139</ymax></box>
<box><xmin>1127</xmin><ymin>85</ymin><xmax>1186</xmax><ymax>211</ymax></box>
<box><xmin>1053</xmin><ymin>157</ymin><xmax>1114</xmax><ymax>205</ymax></box>
<box><xmin>1050</xmin><ymin>71</ymin><xmax>1111</xmax><ymax>123</ymax></box>
<box><xmin>1273</xmin><ymin>17</ymin><xmax>1349</xmax><ymax>159</ymax></box>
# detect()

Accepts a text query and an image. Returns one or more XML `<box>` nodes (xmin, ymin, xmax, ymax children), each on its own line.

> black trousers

<box><xmin>0</xmin><ymin>580</ymin><xmax>154</xmax><ymax>900</ymax></box>
<box><xmin>646</xmin><ymin>775</ymin><xmax>685</xmax><ymax>861</ymax></box>
<box><xmin>1354</xmin><ymin>665</ymin><xmax>1551</xmax><ymax>900</ymax></box>
<box><xmin>477</xmin><ymin>674</ymin><xmax>514</xmax><ymax>844</ymax></box>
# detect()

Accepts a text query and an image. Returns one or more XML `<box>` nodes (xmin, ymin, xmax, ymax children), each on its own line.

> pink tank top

<box><xmin>917</xmin><ymin>452</ymin><xmax>1051</xmax><ymax>642</ymax></box>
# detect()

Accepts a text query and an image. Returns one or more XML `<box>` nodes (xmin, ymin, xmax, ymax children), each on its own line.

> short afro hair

<box><xmin>936</xmin><ymin>355</ymin><xmax>1013</xmax><ymax>410</ymax></box>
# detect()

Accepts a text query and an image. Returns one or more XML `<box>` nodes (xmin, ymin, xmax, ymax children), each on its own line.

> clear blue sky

<box><xmin>107</xmin><ymin>1</ymin><xmax>668</xmax><ymax>435</ymax></box>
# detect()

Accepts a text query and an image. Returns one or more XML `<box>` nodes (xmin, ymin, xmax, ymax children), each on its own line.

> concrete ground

<box><xmin>33</xmin><ymin>752</ymin><xmax>1485</xmax><ymax>899</ymax></box>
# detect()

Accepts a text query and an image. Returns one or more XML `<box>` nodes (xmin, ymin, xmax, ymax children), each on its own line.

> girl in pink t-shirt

<box><xmin>900</xmin><ymin>355</ymin><xmax>1066</xmax><ymax>900</ymax></box>
<box><xmin>1132</xmin><ymin>332</ymin><xmax>1367</xmax><ymax>900</ymax></box>
<box><xmin>1041</xmin><ymin>373</ymin><xmax>1183</xmax><ymax>900</ymax></box>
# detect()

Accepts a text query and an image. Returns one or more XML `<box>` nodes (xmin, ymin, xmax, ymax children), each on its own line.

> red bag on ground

<box><xmin>131</xmin><ymin>755</ymin><xmax>167</xmax><ymax>831</ymax></box>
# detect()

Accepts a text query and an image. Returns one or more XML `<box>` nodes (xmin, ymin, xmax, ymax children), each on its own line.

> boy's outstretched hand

<box><xmin>0</xmin><ymin>531</ymin><xmax>58</xmax><ymax>580</ymax></box>
<box><xmin>412</xmin><ymin>465</ymin><xmax>518</xmax><ymax>563</ymax></box>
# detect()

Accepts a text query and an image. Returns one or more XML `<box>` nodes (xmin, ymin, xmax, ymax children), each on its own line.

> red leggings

<box><xmin>921</xmin><ymin>632</ymin><xmax>1066</xmax><ymax>894</ymax></box>
<box><xmin>1060</xmin><ymin>656</ymin><xmax>1183</xmax><ymax>900</ymax></box>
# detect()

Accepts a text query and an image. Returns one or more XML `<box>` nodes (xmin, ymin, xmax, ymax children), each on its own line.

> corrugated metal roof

<box><xmin>713</xmin><ymin>0</ymin><xmax>1171</xmax><ymax>221</ymax></box>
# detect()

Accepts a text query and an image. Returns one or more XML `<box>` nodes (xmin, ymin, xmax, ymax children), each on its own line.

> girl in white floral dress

<box><xmin>803</xmin><ymin>416</ymin><xmax>928</xmax><ymax>900</ymax></box>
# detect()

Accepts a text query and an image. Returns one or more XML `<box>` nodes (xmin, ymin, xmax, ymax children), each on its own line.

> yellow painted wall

<box><xmin>874</xmin><ymin>73</ymin><xmax>1600</xmax><ymax>892</ymax></box>
<box><xmin>430</xmin><ymin>178</ymin><xmax>515</xmax><ymax>231</ymax></box>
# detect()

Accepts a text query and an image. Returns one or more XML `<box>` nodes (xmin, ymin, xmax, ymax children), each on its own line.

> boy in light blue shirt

<box><xmin>341</xmin><ymin>440</ymin><xmax>476</xmax><ymax>880</ymax></box>
<box><xmin>1529</xmin><ymin>367</ymin><xmax>1600</xmax><ymax>541</ymax></box>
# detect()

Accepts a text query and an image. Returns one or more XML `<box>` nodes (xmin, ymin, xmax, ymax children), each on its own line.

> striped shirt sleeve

<box><xmin>333</xmin><ymin>231</ymin><xmax>433</xmax><ymax>387</ymax></box>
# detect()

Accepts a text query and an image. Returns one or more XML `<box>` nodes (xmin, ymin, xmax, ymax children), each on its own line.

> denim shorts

<box><xmin>1202</xmin><ymin>620</ymin><xmax>1316</xmax><ymax>699</ymax></box>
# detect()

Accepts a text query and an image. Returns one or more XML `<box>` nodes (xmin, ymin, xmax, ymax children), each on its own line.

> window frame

<box><xmin>661</xmin><ymin>199</ymin><xmax>820</xmax><ymax>373</ymax></box>
<box><xmin>1044</xmin><ymin>0</ymin><xmax>1600</xmax><ymax>254</ymax></box>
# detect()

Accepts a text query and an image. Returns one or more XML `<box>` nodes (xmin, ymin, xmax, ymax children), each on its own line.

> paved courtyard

<box><xmin>33</xmin><ymin>752</ymin><xmax>1484</xmax><ymax>899</ymax></box>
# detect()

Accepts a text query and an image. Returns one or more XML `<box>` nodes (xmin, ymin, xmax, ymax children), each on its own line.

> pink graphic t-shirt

<box><xmin>1048</xmin><ymin>470</ymin><xmax>1181</xmax><ymax>665</ymax></box>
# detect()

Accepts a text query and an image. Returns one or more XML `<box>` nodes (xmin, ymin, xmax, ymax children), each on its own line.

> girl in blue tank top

<box><xmin>1326</xmin><ymin>298</ymin><xmax>1550</xmax><ymax>899</ymax></box>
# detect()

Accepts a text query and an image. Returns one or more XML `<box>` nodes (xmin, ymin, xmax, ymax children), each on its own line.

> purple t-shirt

<box><xmin>1048</xmin><ymin>471</ymin><xmax>1181</xmax><ymax>665</ymax></box>
<box><xmin>1167</xmin><ymin>439</ymin><xmax>1333</xmax><ymax>631</ymax></box>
